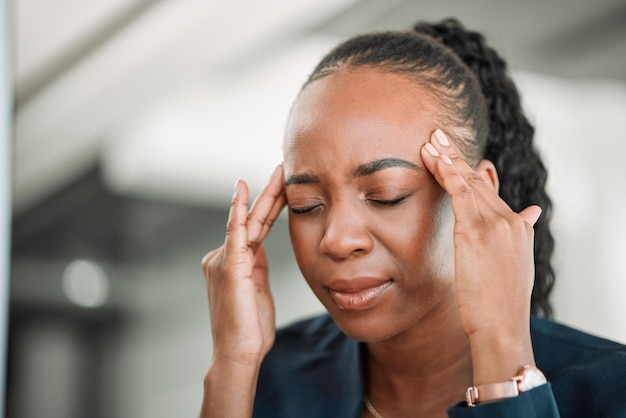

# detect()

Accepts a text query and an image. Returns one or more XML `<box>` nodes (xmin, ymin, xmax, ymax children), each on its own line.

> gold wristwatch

<box><xmin>465</xmin><ymin>365</ymin><xmax>547</xmax><ymax>407</ymax></box>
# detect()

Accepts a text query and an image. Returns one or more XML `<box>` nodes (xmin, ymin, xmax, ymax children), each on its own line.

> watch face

<box><xmin>519</xmin><ymin>368</ymin><xmax>547</xmax><ymax>392</ymax></box>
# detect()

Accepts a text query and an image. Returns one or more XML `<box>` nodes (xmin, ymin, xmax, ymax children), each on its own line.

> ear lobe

<box><xmin>475</xmin><ymin>159</ymin><xmax>500</xmax><ymax>193</ymax></box>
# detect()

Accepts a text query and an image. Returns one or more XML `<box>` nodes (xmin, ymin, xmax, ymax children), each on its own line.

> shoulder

<box><xmin>261</xmin><ymin>313</ymin><xmax>352</xmax><ymax>365</ymax></box>
<box><xmin>531</xmin><ymin>316</ymin><xmax>625</xmax><ymax>351</ymax></box>
<box><xmin>531</xmin><ymin>316</ymin><xmax>626</xmax><ymax>372</ymax></box>
<box><xmin>253</xmin><ymin>314</ymin><xmax>363</xmax><ymax>418</ymax></box>
<box><xmin>261</xmin><ymin>312</ymin><xmax>358</xmax><ymax>376</ymax></box>
<box><xmin>273</xmin><ymin>313</ymin><xmax>345</xmax><ymax>349</ymax></box>
<box><xmin>531</xmin><ymin>317</ymin><xmax>626</xmax><ymax>417</ymax></box>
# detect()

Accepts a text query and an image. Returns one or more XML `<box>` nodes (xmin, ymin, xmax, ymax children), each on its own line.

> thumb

<box><xmin>519</xmin><ymin>205</ymin><xmax>542</xmax><ymax>227</ymax></box>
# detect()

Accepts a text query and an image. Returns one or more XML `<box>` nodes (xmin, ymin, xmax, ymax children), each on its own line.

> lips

<box><xmin>326</xmin><ymin>278</ymin><xmax>392</xmax><ymax>311</ymax></box>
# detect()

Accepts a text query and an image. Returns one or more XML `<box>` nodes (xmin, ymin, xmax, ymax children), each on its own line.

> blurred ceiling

<box><xmin>13</xmin><ymin>0</ymin><xmax>626</xmax><ymax>213</ymax></box>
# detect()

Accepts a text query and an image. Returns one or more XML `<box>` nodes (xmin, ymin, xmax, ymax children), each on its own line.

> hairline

<box><xmin>297</xmin><ymin>63</ymin><xmax>482</xmax><ymax>166</ymax></box>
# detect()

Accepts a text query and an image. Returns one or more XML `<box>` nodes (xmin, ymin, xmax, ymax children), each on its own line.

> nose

<box><xmin>319</xmin><ymin>202</ymin><xmax>374</xmax><ymax>260</ymax></box>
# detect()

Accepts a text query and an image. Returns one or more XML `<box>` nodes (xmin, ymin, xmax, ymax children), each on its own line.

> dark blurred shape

<box><xmin>2</xmin><ymin>0</ymin><xmax>13</xmax><ymax>415</ymax></box>
<box><xmin>8</xmin><ymin>165</ymin><xmax>232</xmax><ymax>418</ymax></box>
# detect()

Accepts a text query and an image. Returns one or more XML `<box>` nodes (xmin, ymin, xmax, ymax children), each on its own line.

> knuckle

<box><xmin>225</xmin><ymin>221</ymin><xmax>235</xmax><ymax>237</ymax></box>
<box><xmin>248</xmin><ymin>215</ymin><xmax>264</xmax><ymax>229</ymax></box>
<box><xmin>247</xmin><ymin>242</ymin><xmax>259</xmax><ymax>255</ymax></box>
<box><xmin>443</xmin><ymin>171</ymin><xmax>470</xmax><ymax>195</ymax></box>
<box><xmin>201</xmin><ymin>248</ymin><xmax>220</xmax><ymax>271</ymax></box>
<box><xmin>222</xmin><ymin>257</ymin><xmax>249</xmax><ymax>277</ymax></box>
<box><xmin>201</xmin><ymin>255</ymin><xmax>210</xmax><ymax>271</ymax></box>
<box><xmin>492</xmin><ymin>216</ymin><xmax>512</xmax><ymax>234</ymax></box>
<box><xmin>486</xmin><ymin>215</ymin><xmax>528</xmax><ymax>242</ymax></box>
<box><xmin>524</xmin><ymin>221</ymin><xmax>536</xmax><ymax>236</ymax></box>
<box><xmin>456</xmin><ymin>181</ymin><xmax>474</xmax><ymax>198</ymax></box>
<box><xmin>202</xmin><ymin>248</ymin><xmax>230</xmax><ymax>280</ymax></box>
<box><xmin>513</xmin><ymin>215</ymin><xmax>532</xmax><ymax>236</ymax></box>
<box><xmin>458</xmin><ymin>221</ymin><xmax>487</xmax><ymax>242</ymax></box>
<box><xmin>249</xmin><ymin>214</ymin><xmax>275</xmax><ymax>229</ymax></box>
<box><xmin>465</xmin><ymin>173</ymin><xmax>484</xmax><ymax>185</ymax></box>
<box><xmin>225</xmin><ymin>219</ymin><xmax>243</xmax><ymax>237</ymax></box>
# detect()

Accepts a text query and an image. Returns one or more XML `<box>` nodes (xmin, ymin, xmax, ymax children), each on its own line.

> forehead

<box><xmin>284</xmin><ymin>67</ymin><xmax>440</xmax><ymax>168</ymax></box>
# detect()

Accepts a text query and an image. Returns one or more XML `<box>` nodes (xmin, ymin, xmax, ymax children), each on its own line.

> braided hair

<box><xmin>304</xmin><ymin>18</ymin><xmax>555</xmax><ymax>318</ymax></box>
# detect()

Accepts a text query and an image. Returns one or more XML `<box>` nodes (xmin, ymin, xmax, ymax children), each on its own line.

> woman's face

<box><xmin>284</xmin><ymin>67</ymin><xmax>456</xmax><ymax>342</ymax></box>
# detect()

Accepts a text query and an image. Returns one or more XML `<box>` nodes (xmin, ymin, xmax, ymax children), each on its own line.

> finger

<box><xmin>247</xmin><ymin>164</ymin><xmax>285</xmax><ymax>248</ymax></box>
<box><xmin>430</xmin><ymin>130</ymin><xmax>511</xmax><ymax>216</ymax></box>
<box><xmin>424</xmin><ymin>130</ymin><xmax>517</xmax><ymax>223</ymax></box>
<box><xmin>519</xmin><ymin>205</ymin><xmax>542</xmax><ymax>226</ymax></box>
<box><xmin>224</xmin><ymin>179</ymin><xmax>252</xmax><ymax>267</ymax></box>
<box><xmin>421</xmin><ymin>139</ymin><xmax>483</xmax><ymax>227</ymax></box>
<box><xmin>251</xmin><ymin>245</ymin><xmax>270</xmax><ymax>290</ymax></box>
<box><xmin>254</xmin><ymin>191</ymin><xmax>286</xmax><ymax>248</ymax></box>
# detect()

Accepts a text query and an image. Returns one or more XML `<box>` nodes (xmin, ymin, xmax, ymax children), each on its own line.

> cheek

<box><xmin>428</xmin><ymin>195</ymin><xmax>455</xmax><ymax>277</ymax></box>
<box><xmin>288</xmin><ymin>216</ymin><xmax>318</xmax><ymax>274</ymax></box>
<box><xmin>380</xmin><ymin>192</ymin><xmax>454</xmax><ymax>276</ymax></box>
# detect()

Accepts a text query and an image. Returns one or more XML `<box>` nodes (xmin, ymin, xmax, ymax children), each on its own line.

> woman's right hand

<box><xmin>202</xmin><ymin>164</ymin><xmax>285</xmax><ymax>367</ymax></box>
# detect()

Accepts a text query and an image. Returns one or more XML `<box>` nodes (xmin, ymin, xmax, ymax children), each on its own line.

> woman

<box><xmin>200</xmin><ymin>19</ymin><xmax>626</xmax><ymax>417</ymax></box>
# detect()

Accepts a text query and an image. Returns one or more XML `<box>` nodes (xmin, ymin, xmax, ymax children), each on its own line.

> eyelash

<box><xmin>369</xmin><ymin>194</ymin><xmax>409</xmax><ymax>207</ymax></box>
<box><xmin>289</xmin><ymin>194</ymin><xmax>409</xmax><ymax>215</ymax></box>
<box><xmin>290</xmin><ymin>205</ymin><xmax>321</xmax><ymax>215</ymax></box>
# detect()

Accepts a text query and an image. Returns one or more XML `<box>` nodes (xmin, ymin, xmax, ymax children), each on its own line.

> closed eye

<box><xmin>369</xmin><ymin>194</ymin><xmax>409</xmax><ymax>207</ymax></box>
<box><xmin>290</xmin><ymin>204</ymin><xmax>322</xmax><ymax>215</ymax></box>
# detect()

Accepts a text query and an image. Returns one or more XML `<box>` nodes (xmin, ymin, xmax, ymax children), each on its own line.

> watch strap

<box><xmin>466</xmin><ymin>365</ymin><xmax>546</xmax><ymax>407</ymax></box>
<box><xmin>465</xmin><ymin>377</ymin><xmax>520</xmax><ymax>406</ymax></box>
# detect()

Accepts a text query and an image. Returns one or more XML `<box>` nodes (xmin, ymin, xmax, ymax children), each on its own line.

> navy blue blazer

<box><xmin>253</xmin><ymin>314</ymin><xmax>626</xmax><ymax>417</ymax></box>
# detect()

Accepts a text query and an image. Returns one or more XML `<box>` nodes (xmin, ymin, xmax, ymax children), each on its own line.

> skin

<box><xmin>201</xmin><ymin>67</ymin><xmax>542</xmax><ymax>418</ymax></box>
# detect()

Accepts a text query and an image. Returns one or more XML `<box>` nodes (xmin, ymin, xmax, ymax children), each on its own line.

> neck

<box><xmin>364</xmin><ymin>293</ymin><xmax>473</xmax><ymax>416</ymax></box>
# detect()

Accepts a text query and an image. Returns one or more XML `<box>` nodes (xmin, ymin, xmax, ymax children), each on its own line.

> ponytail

<box><xmin>414</xmin><ymin>19</ymin><xmax>555</xmax><ymax>318</ymax></box>
<box><xmin>306</xmin><ymin>18</ymin><xmax>555</xmax><ymax>318</ymax></box>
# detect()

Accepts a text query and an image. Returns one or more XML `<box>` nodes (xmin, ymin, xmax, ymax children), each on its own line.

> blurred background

<box><xmin>8</xmin><ymin>0</ymin><xmax>626</xmax><ymax>417</ymax></box>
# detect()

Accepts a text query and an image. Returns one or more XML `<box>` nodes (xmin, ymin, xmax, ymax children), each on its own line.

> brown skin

<box><xmin>201</xmin><ymin>173</ymin><xmax>285</xmax><ymax>417</ymax></box>
<box><xmin>201</xmin><ymin>67</ymin><xmax>542</xmax><ymax>418</ymax></box>
<box><xmin>285</xmin><ymin>69</ymin><xmax>456</xmax><ymax>345</ymax></box>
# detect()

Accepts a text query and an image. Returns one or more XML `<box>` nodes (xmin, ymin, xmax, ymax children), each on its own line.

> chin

<box><xmin>325</xmin><ymin>306</ymin><xmax>408</xmax><ymax>343</ymax></box>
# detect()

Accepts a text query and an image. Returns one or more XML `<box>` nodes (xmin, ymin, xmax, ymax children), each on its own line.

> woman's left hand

<box><xmin>420</xmin><ymin>128</ymin><xmax>541</xmax><ymax>385</ymax></box>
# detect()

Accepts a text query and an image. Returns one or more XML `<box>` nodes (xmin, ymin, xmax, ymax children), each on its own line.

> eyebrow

<box><xmin>284</xmin><ymin>173</ymin><xmax>320</xmax><ymax>186</ymax></box>
<box><xmin>352</xmin><ymin>158</ymin><xmax>420</xmax><ymax>177</ymax></box>
<box><xmin>284</xmin><ymin>158</ymin><xmax>420</xmax><ymax>186</ymax></box>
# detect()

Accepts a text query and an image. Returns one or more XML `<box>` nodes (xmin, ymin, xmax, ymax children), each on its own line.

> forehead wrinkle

<box><xmin>352</xmin><ymin>158</ymin><xmax>421</xmax><ymax>178</ymax></box>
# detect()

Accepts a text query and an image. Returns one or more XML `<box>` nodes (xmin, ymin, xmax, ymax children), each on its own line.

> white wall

<box><xmin>517</xmin><ymin>72</ymin><xmax>626</xmax><ymax>343</ymax></box>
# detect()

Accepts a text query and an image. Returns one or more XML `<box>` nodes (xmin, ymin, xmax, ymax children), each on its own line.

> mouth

<box><xmin>326</xmin><ymin>278</ymin><xmax>392</xmax><ymax>311</ymax></box>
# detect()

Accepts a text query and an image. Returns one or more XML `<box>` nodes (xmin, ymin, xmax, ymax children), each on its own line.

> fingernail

<box><xmin>532</xmin><ymin>207</ymin><xmax>543</xmax><ymax>225</ymax></box>
<box><xmin>271</xmin><ymin>163</ymin><xmax>282</xmax><ymax>179</ymax></box>
<box><xmin>434</xmin><ymin>129</ymin><xmax>450</xmax><ymax>146</ymax></box>
<box><xmin>441</xmin><ymin>154</ymin><xmax>453</xmax><ymax>165</ymax></box>
<box><xmin>424</xmin><ymin>143</ymin><xmax>439</xmax><ymax>157</ymax></box>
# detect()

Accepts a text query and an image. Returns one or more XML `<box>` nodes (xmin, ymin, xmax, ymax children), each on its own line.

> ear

<box><xmin>475</xmin><ymin>159</ymin><xmax>499</xmax><ymax>193</ymax></box>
